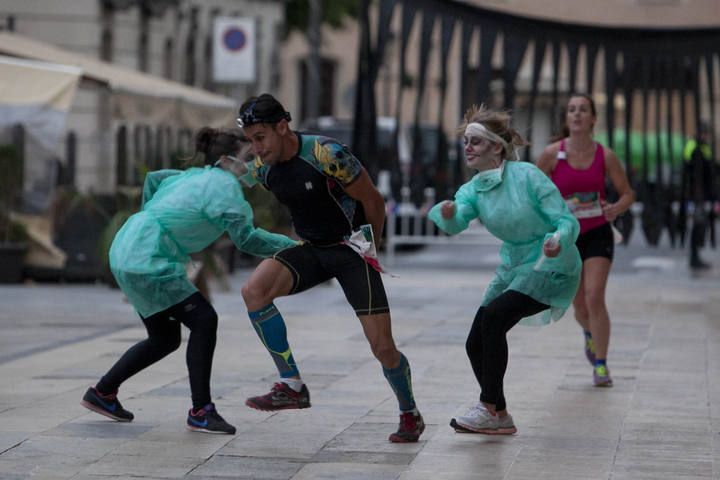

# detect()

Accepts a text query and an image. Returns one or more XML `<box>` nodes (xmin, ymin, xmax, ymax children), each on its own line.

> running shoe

<box><xmin>584</xmin><ymin>337</ymin><xmax>596</xmax><ymax>366</ymax></box>
<box><xmin>389</xmin><ymin>411</ymin><xmax>425</xmax><ymax>443</ymax></box>
<box><xmin>80</xmin><ymin>387</ymin><xmax>134</xmax><ymax>422</ymax></box>
<box><xmin>451</xmin><ymin>410</ymin><xmax>517</xmax><ymax>435</ymax></box>
<box><xmin>496</xmin><ymin>414</ymin><xmax>517</xmax><ymax>435</ymax></box>
<box><xmin>452</xmin><ymin>403</ymin><xmax>499</xmax><ymax>434</ymax></box>
<box><xmin>187</xmin><ymin>403</ymin><xmax>236</xmax><ymax>434</ymax></box>
<box><xmin>593</xmin><ymin>364</ymin><xmax>613</xmax><ymax>387</ymax></box>
<box><xmin>245</xmin><ymin>382</ymin><xmax>311</xmax><ymax>411</ymax></box>
<box><xmin>450</xmin><ymin>417</ymin><xmax>472</xmax><ymax>432</ymax></box>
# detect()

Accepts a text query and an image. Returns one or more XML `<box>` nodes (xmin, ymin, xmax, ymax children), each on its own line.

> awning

<box><xmin>0</xmin><ymin>32</ymin><xmax>236</xmax><ymax>129</ymax></box>
<box><xmin>0</xmin><ymin>55</ymin><xmax>81</xmax><ymax>150</ymax></box>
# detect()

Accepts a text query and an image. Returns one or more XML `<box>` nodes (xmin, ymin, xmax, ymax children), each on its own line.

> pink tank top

<box><xmin>551</xmin><ymin>140</ymin><xmax>607</xmax><ymax>234</ymax></box>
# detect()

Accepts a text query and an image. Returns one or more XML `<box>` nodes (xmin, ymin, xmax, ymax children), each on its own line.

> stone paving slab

<box><xmin>83</xmin><ymin>454</ymin><xmax>200</xmax><ymax>478</ymax></box>
<box><xmin>291</xmin><ymin>462</ymin><xmax>406</xmax><ymax>480</ymax></box>
<box><xmin>1</xmin><ymin>252</ymin><xmax>720</xmax><ymax>479</ymax></box>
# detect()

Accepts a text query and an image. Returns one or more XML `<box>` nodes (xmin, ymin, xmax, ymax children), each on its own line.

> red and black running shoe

<box><xmin>245</xmin><ymin>382</ymin><xmax>311</xmax><ymax>411</ymax></box>
<box><xmin>389</xmin><ymin>411</ymin><xmax>425</xmax><ymax>443</ymax></box>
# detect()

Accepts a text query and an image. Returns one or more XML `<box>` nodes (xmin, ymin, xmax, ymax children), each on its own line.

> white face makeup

<box><xmin>463</xmin><ymin>136</ymin><xmax>497</xmax><ymax>170</ymax></box>
<box><xmin>463</xmin><ymin>123</ymin><xmax>506</xmax><ymax>171</ymax></box>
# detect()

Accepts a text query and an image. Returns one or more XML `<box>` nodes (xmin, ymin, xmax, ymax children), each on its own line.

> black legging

<box><xmin>466</xmin><ymin>290</ymin><xmax>548</xmax><ymax>412</ymax></box>
<box><xmin>96</xmin><ymin>292</ymin><xmax>218</xmax><ymax>410</ymax></box>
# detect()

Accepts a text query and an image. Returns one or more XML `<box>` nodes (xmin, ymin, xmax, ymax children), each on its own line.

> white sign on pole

<box><xmin>213</xmin><ymin>16</ymin><xmax>256</xmax><ymax>83</ymax></box>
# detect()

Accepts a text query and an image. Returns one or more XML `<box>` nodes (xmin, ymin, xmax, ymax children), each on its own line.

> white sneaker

<box><xmin>453</xmin><ymin>403</ymin><xmax>499</xmax><ymax>433</ymax></box>
<box><xmin>496</xmin><ymin>413</ymin><xmax>517</xmax><ymax>435</ymax></box>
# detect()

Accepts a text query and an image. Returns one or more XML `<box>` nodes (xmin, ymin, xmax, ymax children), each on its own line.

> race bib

<box><xmin>345</xmin><ymin>224</ymin><xmax>378</xmax><ymax>259</ymax></box>
<box><xmin>564</xmin><ymin>192</ymin><xmax>603</xmax><ymax>219</ymax></box>
<box><xmin>344</xmin><ymin>224</ymin><xmax>395</xmax><ymax>276</ymax></box>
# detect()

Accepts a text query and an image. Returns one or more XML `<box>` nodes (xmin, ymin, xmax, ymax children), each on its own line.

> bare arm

<box><xmin>536</xmin><ymin>142</ymin><xmax>560</xmax><ymax>176</ymax></box>
<box><xmin>603</xmin><ymin>148</ymin><xmax>636</xmax><ymax>221</ymax></box>
<box><xmin>344</xmin><ymin>168</ymin><xmax>386</xmax><ymax>244</ymax></box>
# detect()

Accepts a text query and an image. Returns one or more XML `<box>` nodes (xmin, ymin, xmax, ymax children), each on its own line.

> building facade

<box><xmin>278</xmin><ymin>0</ymin><xmax>720</xmax><ymax>166</ymax></box>
<box><xmin>0</xmin><ymin>0</ymin><xmax>284</xmax><ymax>197</ymax></box>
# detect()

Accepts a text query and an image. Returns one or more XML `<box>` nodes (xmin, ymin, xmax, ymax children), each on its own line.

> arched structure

<box><xmin>354</xmin><ymin>0</ymin><xmax>720</xmax><ymax>245</ymax></box>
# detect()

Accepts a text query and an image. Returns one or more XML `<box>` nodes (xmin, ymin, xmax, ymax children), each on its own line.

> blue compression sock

<box><xmin>382</xmin><ymin>353</ymin><xmax>416</xmax><ymax>412</ymax></box>
<box><xmin>248</xmin><ymin>304</ymin><xmax>299</xmax><ymax>378</ymax></box>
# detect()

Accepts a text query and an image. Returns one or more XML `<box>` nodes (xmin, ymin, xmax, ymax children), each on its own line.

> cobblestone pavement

<box><xmin>1</xmin><ymin>243</ymin><xmax>719</xmax><ymax>479</ymax></box>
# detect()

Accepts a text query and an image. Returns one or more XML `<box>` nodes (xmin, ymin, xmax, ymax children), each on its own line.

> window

<box><xmin>204</xmin><ymin>8</ymin><xmax>221</xmax><ymax>89</ymax></box>
<box><xmin>133</xmin><ymin>125</ymin><xmax>144</xmax><ymax>184</ymax></box>
<box><xmin>299</xmin><ymin>57</ymin><xmax>337</xmax><ymax>121</ymax></box>
<box><xmin>461</xmin><ymin>66</ymin><xmax>504</xmax><ymax>109</ymax></box>
<box><xmin>115</xmin><ymin>126</ymin><xmax>128</xmax><ymax>185</ymax></box>
<box><xmin>144</xmin><ymin>126</ymin><xmax>154</xmax><ymax>170</ymax></box>
<box><xmin>163</xmin><ymin>37</ymin><xmax>174</xmax><ymax>79</ymax></box>
<box><xmin>155</xmin><ymin>125</ymin><xmax>165</xmax><ymax>168</ymax></box>
<box><xmin>177</xmin><ymin>128</ymin><xmax>193</xmax><ymax>157</ymax></box>
<box><xmin>60</xmin><ymin>131</ymin><xmax>76</xmax><ymax>186</ymax></box>
<box><xmin>139</xmin><ymin>7</ymin><xmax>150</xmax><ymax>72</ymax></box>
<box><xmin>184</xmin><ymin>7</ymin><xmax>199</xmax><ymax>85</ymax></box>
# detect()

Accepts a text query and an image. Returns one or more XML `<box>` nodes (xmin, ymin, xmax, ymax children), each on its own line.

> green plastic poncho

<box><xmin>110</xmin><ymin>166</ymin><xmax>297</xmax><ymax>317</ymax></box>
<box><xmin>429</xmin><ymin>161</ymin><xmax>582</xmax><ymax>326</ymax></box>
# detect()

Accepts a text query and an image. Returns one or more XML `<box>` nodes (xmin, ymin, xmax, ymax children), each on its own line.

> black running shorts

<box><xmin>576</xmin><ymin>222</ymin><xmax>614</xmax><ymax>262</ymax></box>
<box><xmin>273</xmin><ymin>243</ymin><xmax>390</xmax><ymax>316</ymax></box>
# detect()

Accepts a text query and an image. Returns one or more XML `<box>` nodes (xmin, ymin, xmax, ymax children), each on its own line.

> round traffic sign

<box><xmin>223</xmin><ymin>27</ymin><xmax>247</xmax><ymax>51</ymax></box>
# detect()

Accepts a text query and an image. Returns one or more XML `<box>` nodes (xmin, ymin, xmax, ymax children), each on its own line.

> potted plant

<box><xmin>0</xmin><ymin>144</ymin><xmax>30</xmax><ymax>283</ymax></box>
<box><xmin>97</xmin><ymin>185</ymin><xmax>140</xmax><ymax>287</ymax></box>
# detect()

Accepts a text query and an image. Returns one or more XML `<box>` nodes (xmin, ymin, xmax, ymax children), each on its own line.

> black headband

<box><xmin>237</xmin><ymin>94</ymin><xmax>292</xmax><ymax>127</ymax></box>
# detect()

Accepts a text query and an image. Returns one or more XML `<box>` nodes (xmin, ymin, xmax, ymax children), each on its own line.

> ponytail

<box><xmin>185</xmin><ymin>127</ymin><xmax>248</xmax><ymax>167</ymax></box>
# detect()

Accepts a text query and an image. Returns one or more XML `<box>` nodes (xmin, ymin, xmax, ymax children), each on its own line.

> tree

<box><xmin>285</xmin><ymin>0</ymin><xmax>359</xmax><ymax>121</ymax></box>
<box><xmin>284</xmin><ymin>0</ymin><xmax>360</xmax><ymax>36</ymax></box>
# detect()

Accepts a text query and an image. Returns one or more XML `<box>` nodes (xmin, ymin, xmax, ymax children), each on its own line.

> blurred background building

<box><xmin>0</xmin><ymin>0</ymin><xmax>283</xmax><ymax>280</ymax></box>
<box><xmin>281</xmin><ymin>0</ymin><xmax>720</xmax><ymax>164</ymax></box>
<box><xmin>0</xmin><ymin>0</ymin><xmax>283</xmax><ymax>198</ymax></box>
<box><xmin>3</xmin><ymin>0</ymin><xmax>718</xmax><ymax>203</ymax></box>
<box><xmin>0</xmin><ymin>0</ymin><xmax>719</xmax><ymax>282</ymax></box>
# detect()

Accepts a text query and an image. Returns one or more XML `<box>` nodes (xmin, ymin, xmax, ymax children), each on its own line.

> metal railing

<box><xmin>383</xmin><ymin>187</ymin><xmax>499</xmax><ymax>265</ymax></box>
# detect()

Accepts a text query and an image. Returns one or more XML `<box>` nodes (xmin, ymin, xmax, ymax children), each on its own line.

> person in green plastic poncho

<box><xmin>429</xmin><ymin>105</ymin><xmax>582</xmax><ymax>436</ymax></box>
<box><xmin>80</xmin><ymin>127</ymin><xmax>297</xmax><ymax>435</ymax></box>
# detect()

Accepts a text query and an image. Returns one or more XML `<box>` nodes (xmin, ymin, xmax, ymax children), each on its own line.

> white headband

<box><xmin>465</xmin><ymin>122</ymin><xmax>512</xmax><ymax>158</ymax></box>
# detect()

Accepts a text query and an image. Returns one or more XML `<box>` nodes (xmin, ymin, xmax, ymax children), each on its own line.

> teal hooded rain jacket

<box><xmin>429</xmin><ymin>161</ymin><xmax>582</xmax><ymax>325</ymax></box>
<box><xmin>109</xmin><ymin>167</ymin><xmax>297</xmax><ymax>317</ymax></box>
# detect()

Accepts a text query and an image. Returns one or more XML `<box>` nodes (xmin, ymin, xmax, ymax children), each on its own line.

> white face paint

<box><xmin>463</xmin><ymin>136</ymin><xmax>497</xmax><ymax>171</ymax></box>
<box><xmin>463</xmin><ymin>123</ymin><xmax>506</xmax><ymax>172</ymax></box>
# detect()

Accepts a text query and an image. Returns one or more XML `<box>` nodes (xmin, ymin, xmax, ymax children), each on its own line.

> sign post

<box><xmin>213</xmin><ymin>17</ymin><xmax>256</xmax><ymax>83</ymax></box>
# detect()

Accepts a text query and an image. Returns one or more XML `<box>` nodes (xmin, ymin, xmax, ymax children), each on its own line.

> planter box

<box><xmin>0</xmin><ymin>243</ymin><xmax>28</xmax><ymax>283</ymax></box>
